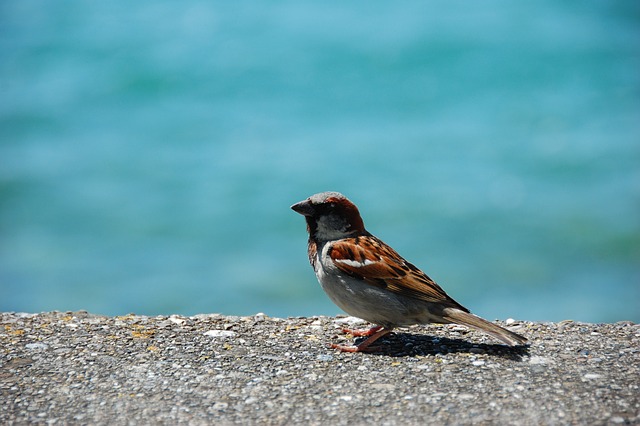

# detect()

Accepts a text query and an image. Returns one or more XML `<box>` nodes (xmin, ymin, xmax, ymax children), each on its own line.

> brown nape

<box><xmin>326</xmin><ymin>197</ymin><xmax>365</xmax><ymax>233</ymax></box>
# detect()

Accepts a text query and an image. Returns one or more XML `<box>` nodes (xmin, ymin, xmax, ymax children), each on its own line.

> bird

<box><xmin>291</xmin><ymin>191</ymin><xmax>528</xmax><ymax>352</ymax></box>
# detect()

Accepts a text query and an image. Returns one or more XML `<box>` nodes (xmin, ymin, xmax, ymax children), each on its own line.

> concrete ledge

<box><xmin>1</xmin><ymin>311</ymin><xmax>638</xmax><ymax>425</ymax></box>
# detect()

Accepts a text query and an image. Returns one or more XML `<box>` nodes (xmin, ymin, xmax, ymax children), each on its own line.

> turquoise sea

<box><xmin>1</xmin><ymin>1</ymin><xmax>639</xmax><ymax>323</ymax></box>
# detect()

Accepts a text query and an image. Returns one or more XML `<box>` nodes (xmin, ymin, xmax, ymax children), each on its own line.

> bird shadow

<box><xmin>352</xmin><ymin>331</ymin><xmax>530</xmax><ymax>360</ymax></box>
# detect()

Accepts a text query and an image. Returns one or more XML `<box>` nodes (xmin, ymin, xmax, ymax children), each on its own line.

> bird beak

<box><xmin>291</xmin><ymin>199</ymin><xmax>314</xmax><ymax>216</ymax></box>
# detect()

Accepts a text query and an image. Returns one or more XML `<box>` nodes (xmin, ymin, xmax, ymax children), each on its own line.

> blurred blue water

<box><xmin>1</xmin><ymin>1</ymin><xmax>638</xmax><ymax>323</ymax></box>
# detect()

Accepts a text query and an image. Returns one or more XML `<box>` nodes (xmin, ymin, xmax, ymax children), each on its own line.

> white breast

<box><xmin>313</xmin><ymin>242</ymin><xmax>431</xmax><ymax>327</ymax></box>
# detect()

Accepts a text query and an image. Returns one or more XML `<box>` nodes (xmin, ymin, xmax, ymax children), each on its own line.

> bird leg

<box><xmin>331</xmin><ymin>326</ymin><xmax>393</xmax><ymax>352</ymax></box>
<box><xmin>340</xmin><ymin>325</ymin><xmax>384</xmax><ymax>336</ymax></box>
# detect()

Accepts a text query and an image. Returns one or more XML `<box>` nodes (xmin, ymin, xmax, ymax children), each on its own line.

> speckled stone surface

<box><xmin>1</xmin><ymin>311</ymin><xmax>638</xmax><ymax>425</ymax></box>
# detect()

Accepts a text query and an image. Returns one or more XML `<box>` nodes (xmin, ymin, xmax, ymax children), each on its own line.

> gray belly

<box><xmin>317</xmin><ymin>270</ymin><xmax>441</xmax><ymax>328</ymax></box>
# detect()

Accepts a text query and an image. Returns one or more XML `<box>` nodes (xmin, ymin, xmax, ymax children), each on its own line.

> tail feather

<box><xmin>442</xmin><ymin>309</ymin><xmax>528</xmax><ymax>347</ymax></box>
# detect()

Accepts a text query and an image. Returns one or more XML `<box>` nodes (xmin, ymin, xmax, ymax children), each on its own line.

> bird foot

<box><xmin>331</xmin><ymin>326</ymin><xmax>393</xmax><ymax>352</ymax></box>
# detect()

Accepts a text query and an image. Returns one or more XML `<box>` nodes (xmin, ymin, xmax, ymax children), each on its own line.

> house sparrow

<box><xmin>291</xmin><ymin>191</ymin><xmax>528</xmax><ymax>352</ymax></box>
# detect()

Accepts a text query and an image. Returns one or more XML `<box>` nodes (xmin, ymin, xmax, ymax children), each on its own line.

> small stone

<box><xmin>371</xmin><ymin>384</ymin><xmax>396</xmax><ymax>391</ymax></box>
<box><xmin>204</xmin><ymin>330</ymin><xmax>236</xmax><ymax>338</ymax></box>
<box><xmin>316</xmin><ymin>354</ymin><xmax>333</xmax><ymax>362</ymax></box>
<box><xmin>529</xmin><ymin>356</ymin><xmax>550</xmax><ymax>365</ymax></box>
<box><xmin>169</xmin><ymin>316</ymin><xmax>186</xmax><ymax>325</ymax></box>
<box><xmin>333</xmin><ymin>316</ymin><xmax>366</xmax><ymax>326</ymax></box>
<box><xmin>253</xmin><ymin>313</ymin><xmax>267</xmax><ymax>322</ymax></box>
<box><xmin>25</xmin><ymin>343</ymin><xmax>48</xmax><ymax>350</ymax></box>
<box><xmin>472</xmin><ymin>360</ymin><xmax>485</xmax><ymax>367</ymax></box>
<box><xmin>583</xmin><ymin>373</ymin><xmax>602</xmax><ymax>380</ymax></box>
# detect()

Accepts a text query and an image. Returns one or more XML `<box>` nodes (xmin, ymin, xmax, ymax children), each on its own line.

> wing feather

<box><xmin>329</xmin><ymin>236</ymin><xmax>469</xmax><ymax>312</ymax></box>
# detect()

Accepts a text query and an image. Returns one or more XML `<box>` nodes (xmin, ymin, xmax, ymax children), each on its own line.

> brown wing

<box><xmin>328</xmin><ymin>236</ymin><xmax>469</xmax><ymax>312</ymax></box>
